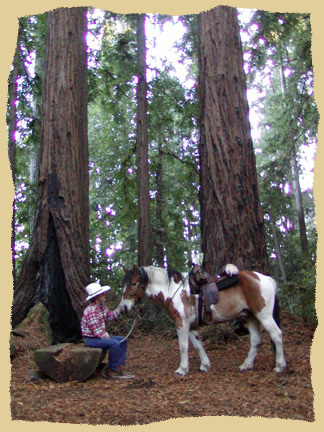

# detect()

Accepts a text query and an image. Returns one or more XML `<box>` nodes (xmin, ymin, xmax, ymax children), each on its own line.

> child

<box><xmin>81</xmin><ymin>283</ymin><xmax>134</xmax><ymax>379</ymax></box>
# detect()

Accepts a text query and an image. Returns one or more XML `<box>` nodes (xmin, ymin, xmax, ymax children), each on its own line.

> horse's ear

<box><xmin>122</xmin><ymin>266</ymin><xmax>129</xmax><ymax>273</ymax></box>
<box><xmin>132</xmin><ymin>265</ymin><xmax>139</xmax><ymax>275</ymax></box>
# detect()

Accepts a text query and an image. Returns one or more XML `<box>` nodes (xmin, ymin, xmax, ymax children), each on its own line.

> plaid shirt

<box><xmin>81</xmin><ymin>303</ymin><xmax>119</xmax><ymax>338</ymax></box>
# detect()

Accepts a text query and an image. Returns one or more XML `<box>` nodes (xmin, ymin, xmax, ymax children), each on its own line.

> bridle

<box><xmin>125</xmin><ymin>267</ymin><xmax>189</xmax><ymax>310</ymax></box>
<box><xmin>124</xmin><ymin>267</ymin><xmax>147</xmax><ymax>303</ymax></box>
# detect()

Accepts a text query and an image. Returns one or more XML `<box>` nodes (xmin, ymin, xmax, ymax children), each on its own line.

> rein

<box><xmin>164</xmin><ymin>273</ymin><xmax>189</xmax><ymax>310</ymax></box>
<box><xmin>126</xmin><ymin>268</ymin><xmax>189</xmax><ymax>319</ymax></box>
<box><xmin>135</xmin><ymin>268</ymin><xmax>189</xmax><ymax>310</ymax></box>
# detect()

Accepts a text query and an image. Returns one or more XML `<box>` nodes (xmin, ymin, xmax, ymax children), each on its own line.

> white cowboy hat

<box><xmin>85</xmin><ymin>282</ymin><xmax>111</xmax><ymax>301</ymax></box>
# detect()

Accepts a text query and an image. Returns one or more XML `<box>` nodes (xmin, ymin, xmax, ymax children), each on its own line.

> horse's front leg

<box><xmin>175</xmin><ymin>323</ymin><xmax>190</xmax><ymax>376</ymax></box>
<box><xmin>189</xmin><ymin>330</ymin><xmax>211</xmax><ymax>372</ymax></box>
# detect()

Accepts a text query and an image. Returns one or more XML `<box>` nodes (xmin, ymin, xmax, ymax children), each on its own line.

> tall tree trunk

<box><xmin>136</xmin><ymin>13</ymin><xmax>152</xmax><ymax>267</ymax></box>
<box><xmin>291</xmin><ymin>145</ymin><xmax>309</xmax><ymax>257</ymax></box>
<box><xmin>268</xmin><ymin>210</ymin><xmax>287</xmax><ymax>283</ymax></box>
<box><xmin>281</xmin><ymin>60</ymin><xmax>309</xmax><ymax>259</ymax></box>
<box><xmin>28</xmin><ymin>150</ymin><xmax>39</xmax><ymax>236</ymax></box>
<box><xmin>155</xmin><ymin>138</ymin><xmax>165</xmax><ymax>267</ymax></box>
<box><xmin>12</xmin><ymin>8</ymin><xmax>89</xmax><ymax>342</ymax></box>
<box><xmin>8</xmin><ymin>47</ymin><xmax>19</xmax><ymax>288</ymax></box>
<box><xmin>197</xmin><ymin>6</ymin><xmax>269</xmax><ymax>274</ymax></box>
<box><xmin>27</xmin><ymin>39</ymin><xmax>43</xmax><ymax>236</ymax></box>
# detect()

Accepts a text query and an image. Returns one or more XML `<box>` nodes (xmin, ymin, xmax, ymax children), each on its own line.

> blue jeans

<box><xmin>83</xmin><ymin>336</ymin><xmax>127</xmax><ymax>371</ymax></box>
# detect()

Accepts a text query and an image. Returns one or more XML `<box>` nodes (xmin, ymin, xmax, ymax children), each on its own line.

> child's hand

<box><xmin>114</xmin><ymin>305</ymin><xmax>122</xmax><ymax>315</ymax></box>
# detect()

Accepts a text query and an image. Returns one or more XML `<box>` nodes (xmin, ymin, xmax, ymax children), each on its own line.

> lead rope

<box><xmin>102</xmin><ymin>313</ymin><xmax>140</xmax><ymax>379</ymax></box>
<box><xmin>119</xmin><ymin>314</ymin><xmax>140</xmax><ymax>343</ymax></box>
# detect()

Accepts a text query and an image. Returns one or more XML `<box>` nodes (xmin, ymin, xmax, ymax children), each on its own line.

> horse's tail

<box><xmin>273</xmin><ymin>294</ymin><xmax>281</xmax><ymax>329</ymax></box>
<box><xmin>271</xmin><ymin>285</ymin><xmax>281</xmax><ymax>356</ymax></box>
<box><xmin>268</xmin><ymin>276</ymin><xmax>281</xmax><ymax>328</ymax></box>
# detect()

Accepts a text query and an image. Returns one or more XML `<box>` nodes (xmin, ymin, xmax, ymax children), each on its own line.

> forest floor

<box><xmin>10</xmin><ymin>311</ymin><xmax>316</xmax><ymax>426</ymax></box>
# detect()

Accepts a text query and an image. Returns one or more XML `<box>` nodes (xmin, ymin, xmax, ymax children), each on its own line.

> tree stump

<box><xmin>33</xmin><ymin>343</ymin><xmax>106</xmax><ymax>382</ymax></box>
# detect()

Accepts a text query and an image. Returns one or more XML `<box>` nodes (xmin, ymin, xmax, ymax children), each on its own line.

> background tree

<box><xmin>148</xmin><ymin>70</ymin><xmax>200</xmax><ymax>270</ymax></box>
<box><xmin>197</xmin><ymin>6</ymin><xmax>269</xmax><ymax>274</ymax></box>
<box><xmin>12</xmin><ymin>7</ymin><xmax>89</xmax><ymax>342</ymax></box>
<box><xmin>10</xmin><ymin>15</ymin><xmax>47</xmax><ymax>277</ymax></box>
<box><xmin>245</xmin><ymin>12</ymin><xmax>317</xmax><ymax>264</ymax></box>
<box><xmin>8</xmin><ymin>44</ymin><xmax>19</xmax><ymax>284</ymax></box>
<box><xmin>136</xmin><ymin>13</ymin><xmax>152</xmax><ymax>266</ymax></box>
<box><xmin>87</xmin><ymin>11</ymin><xmax>138</xmax><ymax>286</ymax></box>
<box><xmin>241</xmin><ymin>11</ymin><xmax>318</xmax><ymax>320</ymax></box>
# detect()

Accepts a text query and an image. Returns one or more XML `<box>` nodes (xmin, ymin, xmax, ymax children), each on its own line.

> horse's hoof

<box><xmin>199</xmin><ymin>364</ymin><xmax>211</xmax><ymax>372</ymax></box>
<box><xmin>239</xmin><ymin>366</ymin><xmax>253</xmax><ymax>372</ymax></box>
<box><xmin>274</xmin><ymin>360</ymin><xmax>287</xmax><ymax>373</ymax></box>
<box><xmin>274</xmin><ymin>366</ymin><xmax>287</xmax><ymax>374</ymax></box>
<box><xmin>175</xmin><ymin>368</ymin><xmax>187</xmax><ymax>376</ymax></box>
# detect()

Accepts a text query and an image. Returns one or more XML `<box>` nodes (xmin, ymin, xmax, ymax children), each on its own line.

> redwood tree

<box><xmin>8</xmin><ymin>46</ymin><xmax>19</xmax><ymax>285</ymax></box>
<box><xmin>12</xmin><ymin>8</ymin><xmax>90</xmax><ymax>342</ymax></box>
<box><xmin>136</xmin><ymin>13</ymin><xmax>152</xmax><ymax>266</ymax></box>
<box><xmin>197</xmin><ymin>6</ymin><xmax>269</xmax><ymax>274</ymax></box>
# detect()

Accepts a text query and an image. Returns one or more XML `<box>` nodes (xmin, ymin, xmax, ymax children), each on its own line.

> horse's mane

<box><xmin>138</xmin><ymin>267</ymin><xmax>149</xmax><ymax>286</ymax></box>
<box><xmin>123</xmin><ymin>266</ymin><xmax>185</xmax><ymax>288</ymax></box>
<box><xmin>122</xmin><ymin>267</ymin><xmax>149</xmax><ymax>287</ymax></box>
<box><xmin>141</xmin><ymin>266</ymin><xmax>185</xmax><ymax>286</ymax></box>
<box><xmin>167</xmin><ymin>268</ymin><xmax>185</xmax><ymax>284</ymax></box>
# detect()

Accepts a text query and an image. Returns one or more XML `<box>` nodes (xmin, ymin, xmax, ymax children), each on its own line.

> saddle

<box><xmin>190</xmin><ymin>265</ymin><xmax>239</xmax><ymax>325</ymax></box>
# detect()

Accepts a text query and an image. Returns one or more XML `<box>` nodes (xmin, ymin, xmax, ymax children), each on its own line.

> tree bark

<box><xmin>12</xmin><ymin>8</ymin><xmax>90</xmax><ymax>342</ymax></box>
<box><xmin>8</xmin><ymin>46</ymin><xmax>19</xmax><ymax>286</ymax></box>
<box><xmin>268</xmin><ymin>210</ymin><xmax>287</xmax><ymax>283</ymax></box>
<box><xmin>155</xmin><ymin>138</ymin><xmax>165</xmax><ymax>267</ymax></box>
<box><xmin>197</xmin><ymin>6</ymin><xmax>269</xmax><ymax>274</ymax></box>
<box><xmin>136</xmin><ymin>13</ymin><xmax>152</xmax><ymax>266</ymax></box>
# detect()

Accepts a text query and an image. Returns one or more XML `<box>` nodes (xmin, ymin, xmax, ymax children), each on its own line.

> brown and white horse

<box><xmin>118</xmin><ymin>264</ymin><xmax>287</xmax><ymax>376</ymax></box>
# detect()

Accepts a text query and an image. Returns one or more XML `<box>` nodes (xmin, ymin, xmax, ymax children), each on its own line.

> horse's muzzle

<box><xmin>119</xmin><ymin>299</ymin><xmax>134</xmax><ymax>315</ymax></box>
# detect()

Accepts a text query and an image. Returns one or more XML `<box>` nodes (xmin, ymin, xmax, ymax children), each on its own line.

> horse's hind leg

<box><xmin>259</xmin><ymin>316</ymin><xmax>287</xmax><ymax>373</ymax></box>
<box><xmin>239</xmin><ymin>316</ymin><xmax>262</xmax><ymax>371</ymax></box>
<box><xmin>189</xmin><ymin>330</ymin><xmax>211</xmax><ymax>372</ymax></box>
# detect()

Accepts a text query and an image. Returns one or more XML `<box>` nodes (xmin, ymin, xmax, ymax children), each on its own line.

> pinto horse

<box><xmin>119</xmin><ymin>264</ymin><xmax>287</xmax><ymax>376</ymax></box>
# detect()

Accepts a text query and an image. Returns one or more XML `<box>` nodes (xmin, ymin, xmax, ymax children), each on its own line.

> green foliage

<box><xmin>241</xmin><ymin>11</ymin><xmax>318</xmax><ymax>317</ymax></box>
<box><xmin>11</xmin><ymin>14</ymin><xmax>47</xmax><ymax>270</ymax></box>
<box><xmin>148</xmin><ymin>71</ymin><xmax>200</xmax><ymax>270</ymax></box>
<box><xmin>278</xmin><ymin>266</ymin><xmax>317</xmax><ymax>324</ymax></box>
<box><xmin>87</xmin><ymin>12</ymin><xmax>138</xmax><ymax>287</ymax></box>
<box><xmin>88</xmin><ymin>13</ymin><xmax>201</xmax><ymax>284</ymax></box>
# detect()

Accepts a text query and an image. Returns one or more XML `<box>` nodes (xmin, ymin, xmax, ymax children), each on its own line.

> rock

<box><xmin>11</xmin><ymin>302</ymin><xmax>53</xmax><ymax>359</ymax></box>
<box><xmin>33</xmin><ymin>343</ymin><xmax>106</xmax><ymax>382</ymax></box>
<box><xmin>25</xmin><ymin>370</ymin><xmax>48</xmax><ymax>383</ymax></box>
